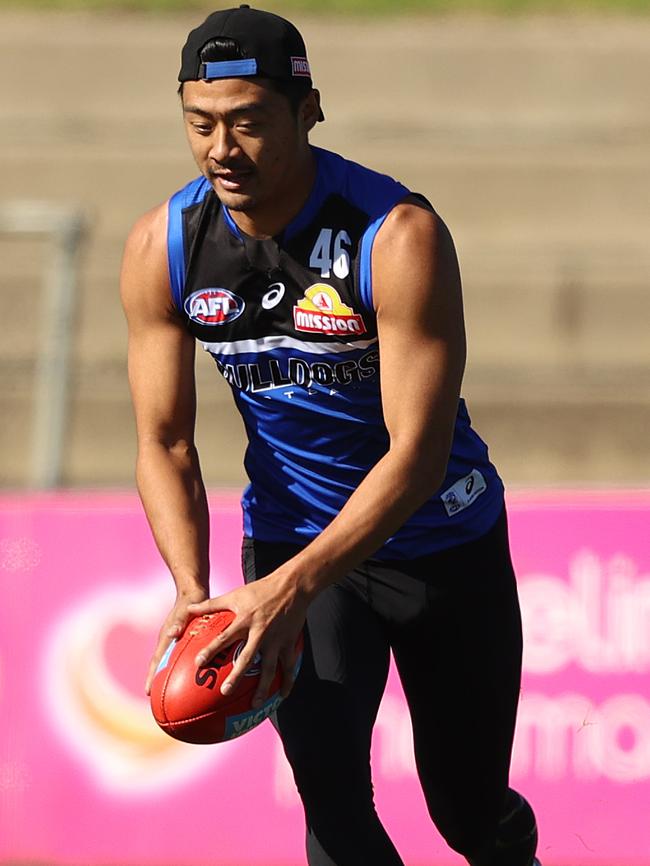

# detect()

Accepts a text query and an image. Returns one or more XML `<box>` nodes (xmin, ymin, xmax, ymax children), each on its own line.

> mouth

<box><xmin>210</xmin><ymin>168</ymin><xmax>254</xmax><ymax>193</ymax></box>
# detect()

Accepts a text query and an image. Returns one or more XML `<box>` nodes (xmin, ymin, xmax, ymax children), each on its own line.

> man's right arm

<box><xmin>120</xmin><ymin>202</ymin><xmax>210</xmax><ymax>693</ymax></box>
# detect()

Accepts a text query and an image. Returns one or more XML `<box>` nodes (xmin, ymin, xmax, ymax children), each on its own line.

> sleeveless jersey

<box><xmin>167</xmin><ymin>146</ymin><xmax>504</xmax><ymax>558</ymax></box>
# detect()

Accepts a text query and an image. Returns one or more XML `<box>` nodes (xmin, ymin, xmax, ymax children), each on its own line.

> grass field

<box><xmin>1</xmin><ymin>0</ymin><xmax>649</xmax><ymax>13</ymax></box>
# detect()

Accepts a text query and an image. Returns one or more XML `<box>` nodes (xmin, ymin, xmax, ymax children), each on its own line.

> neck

<box><xmin>229</xmin><ymin>147</ymin><xmax>317</xmax><ymax>239</ymax></box>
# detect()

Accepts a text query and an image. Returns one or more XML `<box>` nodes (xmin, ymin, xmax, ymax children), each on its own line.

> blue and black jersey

<box><xmin>167</xmin><ymin>146</ymin><xmax>504</xmax><ymax>557</ymax></box>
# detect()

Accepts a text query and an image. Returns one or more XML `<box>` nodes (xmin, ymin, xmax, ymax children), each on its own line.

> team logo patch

<box><xmin>293</xmin><ymin>284</ymin><xmax>367</xmax><ymax>336</ymax></box>
<box><xmin>184</xmin><ymin>288</ymin><xmax>245</xmax><ymax>326</ymax></box>
<box><xmin>290</xmin><ymin>56</ymin><xmax>311</xmax><ymax>77</ymax></box>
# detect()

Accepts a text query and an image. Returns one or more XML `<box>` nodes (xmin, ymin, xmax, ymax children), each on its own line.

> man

<box><xmin>121</xmin><ymin>6</ymin><xmax>540</xmax><ymax>865</ymax></box>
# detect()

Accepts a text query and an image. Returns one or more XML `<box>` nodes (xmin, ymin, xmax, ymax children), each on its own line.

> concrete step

<box><xmin>3</xmin><ymin>382</ymin><xmax>648</xmax><ymax>488</ymax></box>
<box><xmin>2</xmin><ymin>243</ymin><xmax>648</xmax><ymax>368</ymax></box>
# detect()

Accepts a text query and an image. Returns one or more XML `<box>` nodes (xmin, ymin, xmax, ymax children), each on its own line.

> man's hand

<box><xmin>145</xmin><ymin>586</ymin><xmax>209</xmax><ymax>695</ymax></box>
<box><xmin>187</xmin><ymin>570</ymin><xmax>309</xmax><ymax>708</ymax></box>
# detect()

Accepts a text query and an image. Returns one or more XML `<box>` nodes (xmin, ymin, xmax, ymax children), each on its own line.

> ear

<box><xmin>301</xmin><ymin>89</ymin><xmax>322</xmax><ymax>133</ymax></box>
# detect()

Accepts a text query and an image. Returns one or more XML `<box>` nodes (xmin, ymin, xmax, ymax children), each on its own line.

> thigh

<box><xmin>384</xmin><ymin>512</ymin><xmax>524</xmax><ymax>856</ymax></box>
<box><xmin>242</xmin><ymin>537</ymin><xmax>391</xmax><ymax>779</ymax></box>
<box><xmin>242</xmin><ymin>538</ymin><xmax>404</xmax><ymax>866</ymax></box>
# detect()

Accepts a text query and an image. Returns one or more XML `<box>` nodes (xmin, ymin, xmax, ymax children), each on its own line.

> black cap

<box><xmin>179</xmin><ymin>5</ymin><xmax>316</xmax><ymax>86</ymax></box>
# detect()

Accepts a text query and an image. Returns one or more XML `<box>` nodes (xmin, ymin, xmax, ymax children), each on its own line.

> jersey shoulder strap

<box><xmin>333</xmin><ymin>153</ymin><xmax>411</xmax><ymax>314</ymax></box>
<box><xmin>167</xmin><ymin>176</ymin><xmax>212</xmax><ymax>313</ymax></box>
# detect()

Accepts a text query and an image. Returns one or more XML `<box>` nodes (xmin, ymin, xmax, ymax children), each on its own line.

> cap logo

<box><xmin>290</xmin><ymin>56</ymin><xmax>311</xmax><ymax>78</ymax></box>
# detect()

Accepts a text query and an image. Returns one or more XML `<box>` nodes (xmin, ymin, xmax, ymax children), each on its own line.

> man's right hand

<box><xmin>145</xmin><ymin>587</ymin><xmax>209</xmax><ymax>695</ymax></box>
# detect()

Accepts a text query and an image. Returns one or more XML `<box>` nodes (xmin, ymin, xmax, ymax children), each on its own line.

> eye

<box><xmin>191</xmin><ymin>123</ymin><xmax>213</xmax><ymax>136</ymax></box>
<box><xmin>235</xmin><ymin>119</ymin><xmax>263</xmax><ymax>134</ymax></box>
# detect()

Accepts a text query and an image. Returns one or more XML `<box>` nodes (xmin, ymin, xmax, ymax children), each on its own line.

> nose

<box><xmin>208</xmin><ymin>123</ymin><xmax>237</xmax><ymax>166</ymax></box>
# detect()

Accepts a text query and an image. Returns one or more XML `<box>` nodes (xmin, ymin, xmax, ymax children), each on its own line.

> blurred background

<box><xmin>1</xmin><ymin>2</ymin><xmax>649</xmax><ymax>866</ymax></box>
<box><xmin>1</xmin><ymin>0</ymin><xmax>649</xmax><ymax>490</ymax></box>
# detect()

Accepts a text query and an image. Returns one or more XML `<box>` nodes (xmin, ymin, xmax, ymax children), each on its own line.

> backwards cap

<box><xmin>179</xmin><ymin>4</ymin><xmax>317</xmax><ymax>87</ymax></box>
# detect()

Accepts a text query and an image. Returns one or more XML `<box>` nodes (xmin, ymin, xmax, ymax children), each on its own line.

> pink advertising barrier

<box><xmin>0</xmin><ymin>490</ymin><xmax>648</xmax><ymax>866</ymax></box>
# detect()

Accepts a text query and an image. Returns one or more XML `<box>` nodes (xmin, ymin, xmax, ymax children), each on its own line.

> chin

<box><xmin>211</xmin><ymin>185</ymin><xmax>256</xmax><ymax>213</ymax></box>
<box><xmin>222</xmin><ymin>199</ymin><xmax>255</xmax><ymax>213</ymax></box>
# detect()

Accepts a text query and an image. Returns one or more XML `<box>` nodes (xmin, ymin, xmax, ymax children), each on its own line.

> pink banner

<box><xmin>0</xmin><ymin>490</ymin><xmax>648</xmax><ymax>866</ymax></box>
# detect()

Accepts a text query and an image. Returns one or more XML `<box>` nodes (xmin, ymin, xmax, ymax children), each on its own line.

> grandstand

<box><xmin>1</xmin><ymin>10</ymin><xmax>648</xmax><ymax>487</ymax></box>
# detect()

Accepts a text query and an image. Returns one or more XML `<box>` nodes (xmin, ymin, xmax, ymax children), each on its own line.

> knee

<box><xmin>466</xmin><ymin>790</ymin><xmax>539</xmax><ymax>866</ymax></box>
<box><xmin>492</xmin><ymin>791</ymin><xmax>538</xmax><ymax>866</ymax></box>
<box><xmin>288</xmin><ymin>741</ymin><xmax>372</xmax><ymax>810</ymax></box>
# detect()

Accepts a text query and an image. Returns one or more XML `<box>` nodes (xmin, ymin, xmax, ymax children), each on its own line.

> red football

<box><xmin>150</xmin><ymin>611</ymin><xmax>303</xmax><ymax>744</ymax></box>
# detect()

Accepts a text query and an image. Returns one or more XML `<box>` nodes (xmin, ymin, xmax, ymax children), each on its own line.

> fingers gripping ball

<box><xmin>150</xmin><ymin>611</ymin><xmax>303</xmax><ymax>744</ymax></box>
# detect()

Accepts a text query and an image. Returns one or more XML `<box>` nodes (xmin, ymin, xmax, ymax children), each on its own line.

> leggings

<box><xmin>242</xmin><ymin>509</ymin><xmax>538</xmax><ymax>866</ymax></box>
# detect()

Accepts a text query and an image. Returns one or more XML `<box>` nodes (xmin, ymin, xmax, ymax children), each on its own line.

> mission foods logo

<box><xmin>293</xmin><ymin>284</ymin><xmax>367</xmax><ymax>336</ymax></box>
<box><xmin>290</xmin><ymin>56</ymin><xmax>311</xmax><ymax>77</ymax></box>
<box><xmin>184</xmin><ymin>288</ymin><xmax>245</xmax><ymax>326</ymax></box>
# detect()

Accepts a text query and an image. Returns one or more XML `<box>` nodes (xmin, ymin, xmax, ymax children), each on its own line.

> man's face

<box><xmin>181</xmin><ymin>77</ymin><xmax>310</xmax><ymax>215</ymax></box>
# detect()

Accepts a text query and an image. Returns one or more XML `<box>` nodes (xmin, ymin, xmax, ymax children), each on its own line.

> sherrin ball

<box><xmin>150</xmin><ymin>611</ymin><xmax>303</xmax><ymax>744</ymax></box>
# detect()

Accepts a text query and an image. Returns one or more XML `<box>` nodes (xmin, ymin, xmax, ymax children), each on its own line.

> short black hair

<box><xmin>177</xmin><ymin>36</ymin><xmax>313</xmax><ymax>117</ymax></box>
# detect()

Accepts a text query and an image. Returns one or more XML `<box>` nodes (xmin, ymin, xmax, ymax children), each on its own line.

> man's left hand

<box><xmin>187</xmin><ymin>570</ymin><xmax>308</xmax><ymax>708</ymax></box>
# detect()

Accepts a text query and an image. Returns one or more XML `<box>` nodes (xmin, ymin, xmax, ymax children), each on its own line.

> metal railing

<box><xmin>0</xmin><ymin>201</ymin><xmax>86</xmax><ymax>488</ymax></box>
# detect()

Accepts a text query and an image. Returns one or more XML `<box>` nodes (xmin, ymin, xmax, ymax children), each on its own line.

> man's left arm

<box><xmin>189</xmin><ymin>200</ymin><xmax>467</xmax><ymax>700</ymax></box>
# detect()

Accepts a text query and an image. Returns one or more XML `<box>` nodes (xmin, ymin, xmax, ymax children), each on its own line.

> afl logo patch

<box><xmin>184</xmin><ymin>288</ymin><xmax>245</xmax><ymax>326</ymax></box>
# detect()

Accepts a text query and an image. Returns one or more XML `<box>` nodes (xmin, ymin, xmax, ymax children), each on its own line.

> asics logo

<box><xmin>262</xmin><ymin>282</ymin><xmax>285</xmax><ymax>310</ymax></box>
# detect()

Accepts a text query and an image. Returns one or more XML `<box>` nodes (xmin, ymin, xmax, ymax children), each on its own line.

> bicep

<box><xmin>120</xmin><ymin>205</ymin><xmax>197</xmax><ymax>447</ymax></box>
<box><xmin>373</xmin><ymin>204</ymin><xmax>466</xmax><ymax>456</ymax></box>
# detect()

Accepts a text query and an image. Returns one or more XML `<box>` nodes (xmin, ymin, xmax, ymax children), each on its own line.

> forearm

<box><xmin>136</xmin><ymin>439</ymin><xmax>210</xmax><ymax>595</ymax></box>
<box><xmin>287</xmin><ymin>438</ymin><xmax>450</xmax><ymax>598</ymax></box>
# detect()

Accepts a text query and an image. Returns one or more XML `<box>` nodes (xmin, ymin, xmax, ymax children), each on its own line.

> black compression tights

<box><xmin>242</xmin><ymin>510</ymin><xmax>538</xmax><ymax>866</ymax></box>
